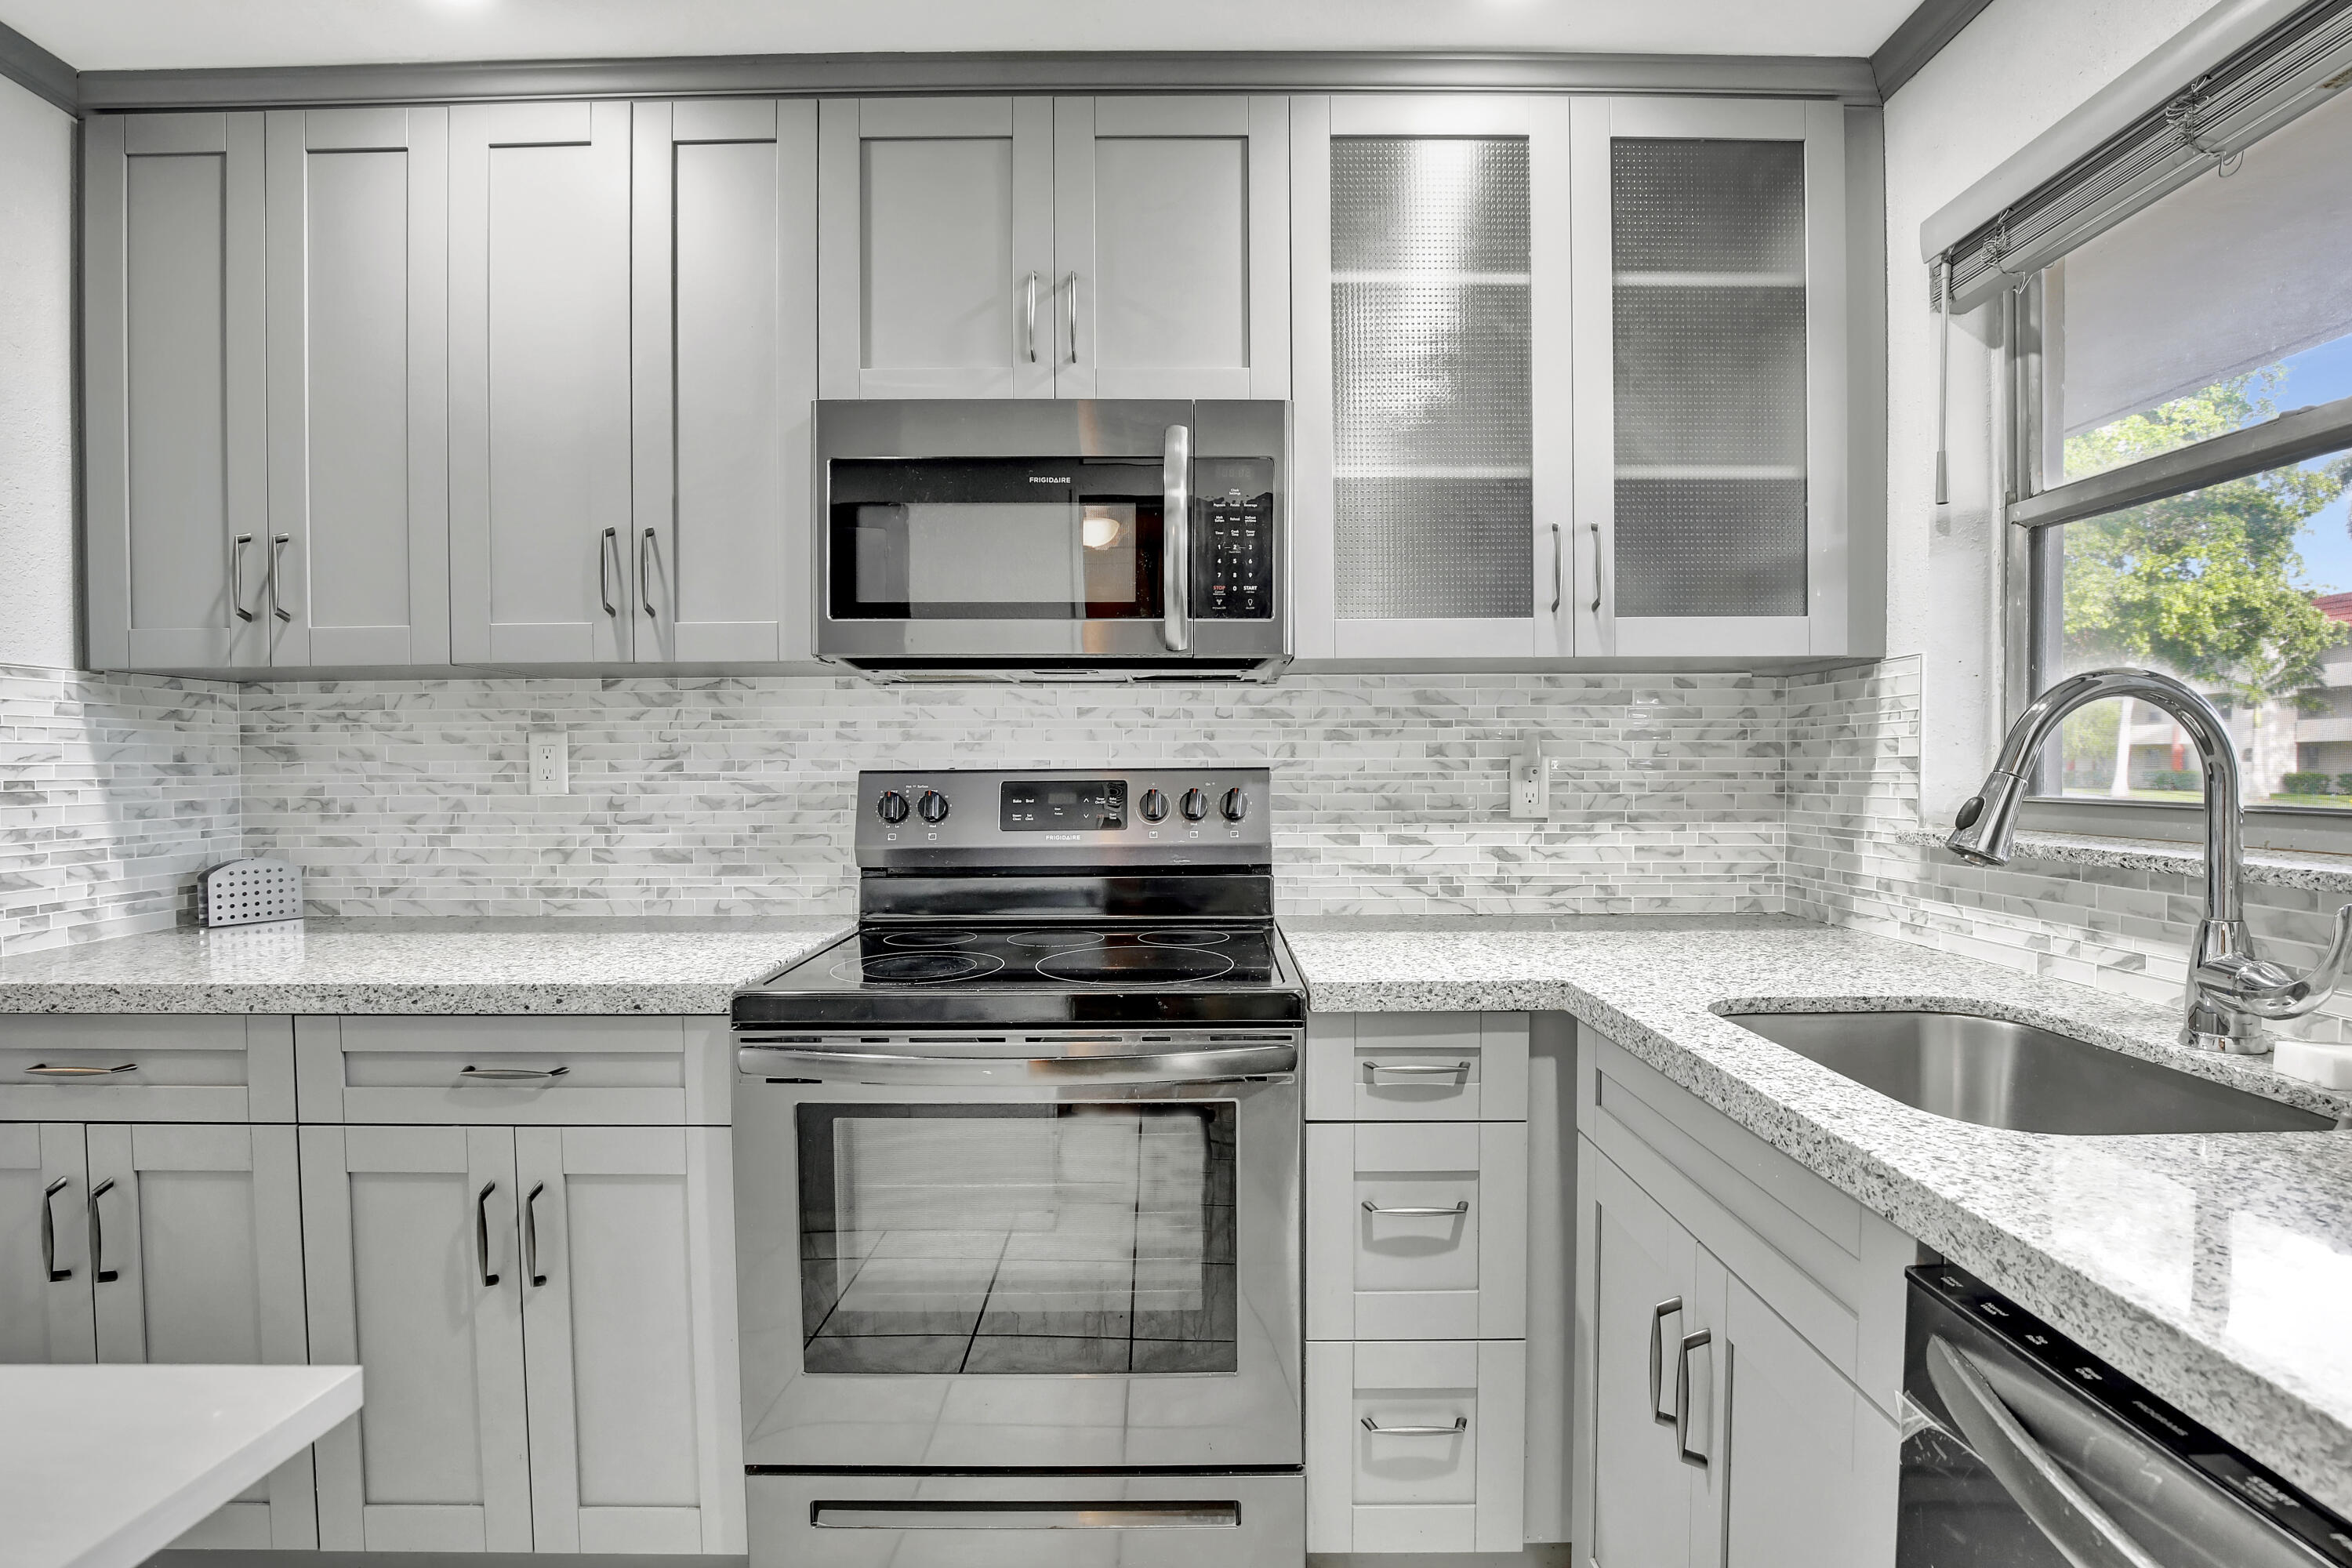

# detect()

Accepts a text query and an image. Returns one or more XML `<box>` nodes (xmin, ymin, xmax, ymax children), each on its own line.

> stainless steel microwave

<box><xmin>812</xmin><ymin>399</ymin><xmax>1290</xmax><ymax>677</ymax></box>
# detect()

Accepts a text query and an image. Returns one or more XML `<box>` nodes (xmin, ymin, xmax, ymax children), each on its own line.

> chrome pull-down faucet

<box><xmin>1945</xmin><ymin>667</ymin><xmax>2352</xmax><ymax>1054</ymax></box>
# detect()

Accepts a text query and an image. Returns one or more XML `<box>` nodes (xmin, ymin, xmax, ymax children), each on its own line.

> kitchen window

<box><xmin>2009</xmin><ymin>76</ymin><xmax>2352</xmax><ymax>826</ymax></box>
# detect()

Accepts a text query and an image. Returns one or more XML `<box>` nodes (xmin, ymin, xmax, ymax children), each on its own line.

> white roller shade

<box><xmin>2056</xmin><ymin>80</ymin><xmax>2352</xmax><ymax>434</ymax></box>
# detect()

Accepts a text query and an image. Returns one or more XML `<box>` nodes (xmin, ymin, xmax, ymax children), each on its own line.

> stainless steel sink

<box><xmin>1722</xmin><ymin>1011</ymin><xmax>2337</xmax><ymax>1135</ymax></box>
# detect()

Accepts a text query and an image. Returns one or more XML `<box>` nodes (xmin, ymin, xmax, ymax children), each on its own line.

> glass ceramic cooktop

<box><xmin>771</xmin><ymin>924</ymin><xmax>1280</xmax><ymax>991</ymax></box>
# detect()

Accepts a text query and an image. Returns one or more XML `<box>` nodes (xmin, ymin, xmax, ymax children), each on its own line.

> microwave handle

<box><xmin>1163</xmin><ymin>423</ymin><xmax>1192</xmax><ymax>652</ymax></box>
<box><xmin>738</xmin><ymin>1040</ymin><xmax>1294</xmax><ymax>1087</ymax></box>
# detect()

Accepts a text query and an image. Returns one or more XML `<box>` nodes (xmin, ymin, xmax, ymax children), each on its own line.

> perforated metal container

<box><xmin>197</xmin><ymin>858</ymin><xmax>304</xmax><ymax>928</ymax></box>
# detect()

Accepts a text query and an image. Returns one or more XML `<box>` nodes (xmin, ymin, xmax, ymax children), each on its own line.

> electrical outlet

<box><xmin>1509</xmin><ymin>751</ymin><xmax>1548</xmax><ymax>819</ymax></box>
<box><xmin>529</xmin><ymin>731</ymin><xmax>569</xmax><ymax>796</ymax></box>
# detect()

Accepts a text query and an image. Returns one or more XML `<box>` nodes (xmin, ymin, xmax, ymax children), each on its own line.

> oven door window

<box><xmin>796</xmin><ymin>1102</ymin><xmax>1237</xmax><ymax>1374</ymax></box>
<box><xmin>828</xmin><ymin>458</ymin><xmax>1166</xmax><ymax>621</ymax></box>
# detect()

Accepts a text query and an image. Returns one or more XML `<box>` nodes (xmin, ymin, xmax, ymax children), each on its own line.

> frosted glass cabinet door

<box><xmin>86</xmin><ymin>1123</ymin><xmax>318</xmax><ymax>1549</ymax></box>
<box><xmin>263</xmin><ymin>107</ymin><xmax>452</xmax><ymax>668</ymax></box>
<box><xmin>448</xmin><ymin>102</ymin><xmax>637</xmax><ymax>664</ymax></box>
<box><xmin>631</xmin><ymin>100</ymin><xmax>817</xmax><ymax>663</ymax></box>
<box><xmin>817</xmin><ymin>97</ymin><xmax>1055</xmax><ymax>399</ymax></box>
<box><xmin>302</xmin><ymin>1124</ymin><xmax>532</xmax><ymax>1552</ymax></box>
<box><xmin>1570</xmin><ymin>97</ymin><xmax>1849</xmax><ymax>659</ymax></box>
<box><xmin>514</xmin><ymin>1126</ymin><xmax>744</xmax><ymax>1555</ymax></box>
<box><xmin>83</xmin><ymin>113</ymin><xmax>269</xmax><ymax>671</ymax></box>
<box><xmin>1052</xmin><ymin>96</ymin><xmax>1290</xmax><ymax>400</ymax></box>
<box><xmin>1289</xmin><ymin>96</ymin><xmax>1573</xmax><ymax>661</ymax></box>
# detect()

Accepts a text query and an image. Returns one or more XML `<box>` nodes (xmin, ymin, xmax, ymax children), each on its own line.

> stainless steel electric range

<box><xmin>730</xmin><ymin>768</ymin><xmax>1305</xmax><ymax>1568</ymax></box>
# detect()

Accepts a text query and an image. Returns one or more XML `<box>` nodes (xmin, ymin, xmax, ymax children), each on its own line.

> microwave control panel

<box><xmin>1196</xmin><ymin>458</ymin><xmax>1276</xmax><ymax>620</ymax></box>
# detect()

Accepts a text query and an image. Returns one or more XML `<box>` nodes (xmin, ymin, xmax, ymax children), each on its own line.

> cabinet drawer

<box><xmin>296</xmin><ymin>1017</ymin><xmax>730</xmax><ymax>1124</ymax></box>
<box><xmin>0</xmin><ymin>1016</ymin><xmax>294</xmax><ymax>1122</ymax></box>
<box><xmin>1307</xmin><ymin>1013</ymin><xmax>1528</xmax><ymax>1121</ymax></box>
<box><xmin>1306</xmin><ymin>1338</ymin><xmax>1525</xmax><ymax>1554</ymax></box>
<box><xmin>1308</xmin><ymin>1121</ymin><xmax>1526</xmax><ymax>1340</ymax></box>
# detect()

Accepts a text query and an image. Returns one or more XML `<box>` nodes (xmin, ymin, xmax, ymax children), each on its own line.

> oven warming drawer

<box><xmin>750</xmin><ymin>1472</ymin><xmax>1305</xmax><ymax>1568</ymax></box>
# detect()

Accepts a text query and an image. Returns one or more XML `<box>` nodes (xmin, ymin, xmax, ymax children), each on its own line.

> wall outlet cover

<box><xmin>1510</xmin><ymin>752</ymin><xmax>1548</xmax><ymax>819</ymax></box>
<box><xmin>529</xmin><ymin>731</ymin><xmax>570</xmax><ymax>796</ymax></box>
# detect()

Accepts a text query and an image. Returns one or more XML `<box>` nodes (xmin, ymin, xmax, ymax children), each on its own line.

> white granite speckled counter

<box><xmin>0</xmin><ymin>920</ymin><xmax>844</xmax><ymax>1014</ymax></box>
<box><xmin>1287</xmin><ymin>913</ymin><xmax>2352</xmax><ymax>1517</ymax></box>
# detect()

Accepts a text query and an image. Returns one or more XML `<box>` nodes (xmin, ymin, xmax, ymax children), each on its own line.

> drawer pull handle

<box><xmin>1361</xmin><ymin>1200</ymin><xmax>1470</xmax><ymax>1218</ymax></box>
<box><xmin>458</xmin><ymin>1065</ymin><xmax>570</xmax><ymax>1082</ymax></box>
<box><xmin>476</xmin><ymin>1181</ymin><xmax>500</xmax><ymax>1287</ymax></box>
<box><xmin>1364</xmin><ymin>1061</ymin><xmax>1470</xmax><ymax>1080</ymax></box>
<box><xmin>1650</xmin><ymin>1296</ymin><xmax>1683</xmax><ymax>1424</ymax></box>
<box><xmin>87</xmin><ymin>1178</ymin><xmax>118</xmax><ymax>1283</ymax></box>
<box><xmin>1360</xmin><ymin>1416</ymin><xmax>1468</xmax><ymax>1436</ymax></box>
<box><xmin>1675</xmin><ymin>1328</ymin><xmax>1711</xmax><ymax>1468</ymax></box>
<box><xmin>25</xmin><ymin>1063</ymin><xmax>137</xmax><ymax>1077</ymax></box>
<box><xmin>524</xmin><ymin>1181</ymin><xmax>547</xmax><ymax>1287</ymax></box>
<box><xmin>41</xmin><ymin>1177</ymin><xmax>70</xmax><ymax>1282</ymax></box>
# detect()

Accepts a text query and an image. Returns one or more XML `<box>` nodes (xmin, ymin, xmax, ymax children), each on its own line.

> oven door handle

<box><xmin>737</xmin><ymin>1041</ymin><xmax>1294</xmax><ymax>1086</ymax></box>
<box><xmin>1161</xmin><ymin>422</ymin><xmax>1192</xmax><ymax>652</ymax></box>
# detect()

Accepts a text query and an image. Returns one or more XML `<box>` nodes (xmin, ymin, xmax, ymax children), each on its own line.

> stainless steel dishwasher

<box><xmin>1900</xmin><ymin>1264</ymin><xmax>2352</xmax><ymax>1567</ymax></box>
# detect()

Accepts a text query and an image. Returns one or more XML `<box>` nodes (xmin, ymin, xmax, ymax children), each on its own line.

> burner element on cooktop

<box><xmin>1035</xmin><ymin>944</ymin><xmax>1238</xmax><ymax>986</ymax></box>
<box><xmin>1138</xmin><ymin>928</ymin><xmax>1230</xmax><ymax>945</ymax></box>
<box><xmin>837</xmin><ymin>950</ymin><xmax>1007</xmax><ymax>985</ymax></box>
<box><xmin>1005</xmin><ymin>931</ymin><xmax>1109</xmax><ymax>948</ymax></box>
<box><xmin>880</xmin><ymin>930</ymin><xmax>978</xmax><ymax>947</ymax></box>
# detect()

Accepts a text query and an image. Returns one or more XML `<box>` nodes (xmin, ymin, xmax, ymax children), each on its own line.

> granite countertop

<box><xmin>0</xmin><ymin>919</ymin><xmax>846</xmax><ymax>1014</ymax></box>
<box><xmin>1284</xmin><ymin>913</ymin><xmax>2352</xmax><ymax>1518</ymax></box>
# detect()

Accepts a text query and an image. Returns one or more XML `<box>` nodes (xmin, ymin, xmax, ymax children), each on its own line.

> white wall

<box><xmin>0</xmin><ymin>72</ymin><xmax>77</xmax><ymax>670</ymax></box>
<box><xmin>1881</xmin><ymin>0</ymin><xmax>2218</xmax><ymax>818</ymax></box>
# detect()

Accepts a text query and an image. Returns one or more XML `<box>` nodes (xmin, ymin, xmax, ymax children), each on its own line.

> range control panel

<box><xmin>1195</xmin><ymin>458</ymin><xmax>1276</xmax><ymax>621</ymax></box>
<box><xmin>856</xmin><ymin>768</ymin><xmax>1273</xmax><ymax>869</ymax></box>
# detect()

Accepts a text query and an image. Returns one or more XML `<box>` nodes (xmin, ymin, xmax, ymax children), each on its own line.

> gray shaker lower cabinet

<box><xmin>1572</xmin><ymin>1023</ymin><xmax>1907</xmax><ymax>1568</ymax></box>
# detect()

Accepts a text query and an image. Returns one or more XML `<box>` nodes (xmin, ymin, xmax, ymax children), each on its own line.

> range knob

<box><xmin>1179</xmin><ymin>787</ymin><xmax>1210</xmax><ymax>822</ymax></box>
<box><xmin>875</xmin><ymin>789</ymin><xmax>910</xmax><ymax>825</ymax></box>
<box><xmin>1221</xmin><ymin>786</ymin><xmax>1249</xmax><ymax>822</ymax></box>
<box><xmin>916</xmin><ymin>789</ymin><xmax>951</xmax><ymax>825</ymax></box>
<box><xmin>1139</xmin><ymin>787</ymin><xmax>1170</xmax><ymax>822</ymax></box>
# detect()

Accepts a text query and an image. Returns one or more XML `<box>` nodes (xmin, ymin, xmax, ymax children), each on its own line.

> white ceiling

<box><xmin>0</xmin><ymin>1</ymin><xmax>1920</xmax><ymax>74</ymax></box>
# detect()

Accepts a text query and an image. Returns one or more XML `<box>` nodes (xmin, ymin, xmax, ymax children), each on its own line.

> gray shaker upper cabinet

<box><xmin>85</xmin><ymin>114</ymin><xmax>269</xmax><ymax>672</ymax></box>
<box><xmin>818</xmin><ymin>97</ymin><xmax>1056</xmax><ymax>399</ymax></box>
<box><xmin>1289</xmin><ymin>96</ymin><xmax>1573</xmax><ymax>662</ymax></box>
<box><xmin>1051</xmin><ymin>96</ymin><xmax>1290</xmax><ymax>400</ymax></box>
<box><xmin>263</xmin><ymin>107</ymin><xmax>452</xmax><ymax>668</ymax></box>
<box><xmin>1570</xmin><ymin>97</ymin><xmax>1856</xmax><ymax>660</ymax></box>
<box><xmin>631</xmin><ymin>100</ymin><xmax>818</xmax><ymax>664</ymax></box>
<box><xmin>449</xmin><ymin>102</ymin><xmax>637</xmax><ymax>664</ymax></box>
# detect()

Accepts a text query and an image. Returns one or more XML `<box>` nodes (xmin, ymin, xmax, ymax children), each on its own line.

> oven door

<box><xmin>732</xmin><ymin>1033</ymin><xmax>1302</xmax><ymax>1470</ymax></box>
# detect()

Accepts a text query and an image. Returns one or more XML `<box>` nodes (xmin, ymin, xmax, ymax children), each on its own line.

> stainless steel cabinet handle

<box><xmin>25</xmin><ymin>1062</ymin><xmax>137</xmax><ymax>1077</ymax></box>
<box><xmin>1650</xmin><ymin>1297</ymin><xmax>1683</xmax><ymax>1423</ymax></box>
<box><xmin>1924</xmin><ymin>1338</ymin><xmax>2164</xmax><ymax>1568</ymax></box>
<box><xmin>458</xmin><ymin>1065</ymin><xmax>570</xmax><ymax>1082</ymax></box>
<box><xmin>1359</xmin><ymin>1416</ymin><xmax>1468</xmax><ymax>1436</ymax></box>
<box><xmin>1161</xmin><ymin>423</ymin><xmax>1192</xmax><ymax>653</ymax></box>
<box><xmin>41</xmin><ymin>1177</ymin><xmax>70</xmax><ymax>1282</ymax></box>
<box><xmin>1589</xmin><ymin>519</ymin><xmax>1604</xmax><ymax>615</ymax></box>
<box><xmin>815</xmin><ymin>1501</ymin><xmax>1240</xmax><ymax>1530</ymax></box>
<box><xmin>231</xmin><ymin>534</ymin><xmax>256</xmax><ymax>623</ymax></box>
<box><xmin>1675</xmin><ymin>1328</ymin><xmax>1711</xmax><ymax>1467</ymax></box>
<box><xmin>87</xmin><ymin>1177</ymin><xmax>118</xmax><ymax>1284</ymax></box>
<box><xmin>269</xmin><ymin>533</ymin><xmax>292</xmax><ymax>622</ymax></box>
<box><xmin>1025</xmin><ymin>270</ymin><xmax>1040</xmax><ymax>363</ymax></box>
<box><xmin>1066</xmin><ymin>271</ymin><xmax>1080</xmax><ymax>364</ymax></box>
<box><xmin>1363</xmin><ymin>1061</ymin><xmax>1469</xmax><ymax>1080</ymax></box>
<box><xmin>1551</xmin><ymin>523</ymin><xmax>1564</xmax><ymax>613</ymax></box>
<box><xmin>739</xmin><ymin>1040</ymin><xmax>1293</xmax><ymax>1087</ymax></box>
<box><xmin>639</xmin><ymin>528</ymin><xmax>659</xmax><ymax>619</ymax></box>
<box><xmin>475</xmin><ymin>1180</ymin><xmax>499</xmax><ymax>1287</ymax></box>
<box><xmin>1361</xmin><ymin>1200</ymin><xmax>1469</xmax><ymax>1217</ymax></box>
<box><xmin>524</xmin><ymin>1181</ymin><xmax>546</xmax><ymax>1287</ymax></box>
<box><xmin>598</xmin><ymin>528</ymin><xmax>621</xmax><ymax>618</ymax></box>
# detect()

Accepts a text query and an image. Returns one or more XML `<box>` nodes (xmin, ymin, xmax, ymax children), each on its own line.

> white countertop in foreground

<box><xmin>1285</xmin><ymin>913</ymin><xmax>2352</xmax><ymax>1518</ymax></box>
<box><xmin>0</xmin><ymin>1363</ymin><xmax>360</xmax><ymax>1568</ymax></box>
<box><xmin>0</xmin><ymin>920</ymin><xmax>844</xmax><ymax>1014</ymax></box>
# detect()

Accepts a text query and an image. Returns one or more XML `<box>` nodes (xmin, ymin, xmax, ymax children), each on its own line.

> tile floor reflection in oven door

<box><xmin>733</xmin><ymin>1052</ymin><xmax>1302</xmax><ymax>1471</ymax></box>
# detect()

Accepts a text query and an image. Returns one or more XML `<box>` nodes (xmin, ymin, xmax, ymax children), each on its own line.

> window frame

<box><xmin>2007</xmin><ymin>273</ymin><xmax>2352</xmax><ymax>847</ymax></box>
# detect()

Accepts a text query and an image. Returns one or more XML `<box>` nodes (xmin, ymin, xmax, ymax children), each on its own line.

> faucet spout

<box><xmin>1942</xmin><ymin>668</ymin><xmax>2334</xmax><ymax>1054</ymax></box>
